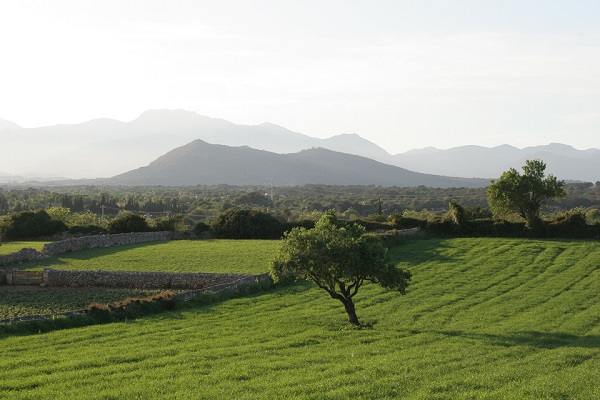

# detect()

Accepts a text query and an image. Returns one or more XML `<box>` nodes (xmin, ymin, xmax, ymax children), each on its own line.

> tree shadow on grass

<box><xmin>437</xmin><ymin>329</ymin><xmax>600</xmax><ymax>349</ymax></box>
<box><xmin>387</xmin><ymin>238</ymin><xmax>455</xmax><ymax>267</ymax></box>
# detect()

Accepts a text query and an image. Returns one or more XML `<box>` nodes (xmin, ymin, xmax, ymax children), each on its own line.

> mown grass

<box><xmin>0</xmin><ymin>241</ymin><xmax>48</xmax><ymax>254</ymax></box>
<box><xmin>0</xmin><ymin>237</ymin><xmax>598</xmax><ymax>399</ymax></box>
<box><xmin>15</xmin><ymin>239</ymin><xmax>279</xmax><ymax>274</ymax></box>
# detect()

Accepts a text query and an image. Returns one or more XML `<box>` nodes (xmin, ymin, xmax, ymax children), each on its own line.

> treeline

<box><xmin>1</xmin><ymin>204</ymin><xmax>599</xmax><ymax>243</ymax></box>
<box><xmin>1</xmin><ymin>182</ymin><xmax>600</xmax><ymax>221</ymax></box>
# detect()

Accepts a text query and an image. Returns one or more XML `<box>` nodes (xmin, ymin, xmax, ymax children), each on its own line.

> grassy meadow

<box><xmin>15</xmin><ymin>239</ymin><xmax>279</xmax><ymax>274</ymax></box>
<box><xmin>0</xmin><ymin>237</ymin><xmax>598</xmax><ymax>399</ymax></box>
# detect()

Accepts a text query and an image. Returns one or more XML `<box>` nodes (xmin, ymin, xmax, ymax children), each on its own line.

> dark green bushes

<box><xmin>107</xmin><ymin>212</ymin><xmax>151</xmax><ymax>234</ymax></box>
<box><xmin>210</xmin><ymin>209</ymin><xmax>285</xmax><ymax>239</ymax></box>
<box><xmin>0</xmin><ymin>210</ymin><xmax>67</xmax><ymax>240</ymax></box>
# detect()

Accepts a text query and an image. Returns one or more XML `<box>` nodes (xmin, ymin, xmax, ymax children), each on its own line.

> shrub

<box><xmin>210</xmin><ymin>209</ymin><xmax>284</xmax><ymax>239</ymax></box>
<box><xmin>0</xmin><ymin>210</ymin><xmax>67</xmax><ymax>240</ymax></box>
<box><xmin>107</xmin><ymin>212</ymin><xmax>151</xmax><ymax>234</ymax></box>
<box><xmin>151</xmin><ymin>214</ymin><xmax>190</xmax><ymax>232</ymax></box>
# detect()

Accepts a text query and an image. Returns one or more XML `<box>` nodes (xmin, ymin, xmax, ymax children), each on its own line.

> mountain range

<box><xmin>106</xmin><ymin>140</ymin><xmax>488</xmax><ymax>188</ymax></box>
<box><xmin>1</xmin><ymin>109</ymin><xmax>598</xmax><ymax>184</ymax></box>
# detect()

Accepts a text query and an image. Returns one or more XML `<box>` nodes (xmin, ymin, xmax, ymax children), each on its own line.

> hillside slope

<box><xmin>108</xmin><ymin>140</ymin><xmax>488</xmax><ymax>187</ymax></box>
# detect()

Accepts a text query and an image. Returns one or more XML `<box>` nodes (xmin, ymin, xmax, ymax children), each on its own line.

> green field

<box><xmin>16</xmin><ymin>239</ymin><xmax>279</xmax><ymax>274</ymax></box>
<box><xmin>0</xmin><ymin>241</ymin><xmax>48</xmax><ymax>255</ymax></box>
<box><xmin>0</xmin><ymin>238</ymin><xmax>598</xmax><ymax>399</ymax></box>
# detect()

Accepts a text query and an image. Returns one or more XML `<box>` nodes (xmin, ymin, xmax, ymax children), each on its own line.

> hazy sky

<box><xmin>1</xmin><ymin>0</ymin><xmax>599</xmax><ymax>153</ymax></box>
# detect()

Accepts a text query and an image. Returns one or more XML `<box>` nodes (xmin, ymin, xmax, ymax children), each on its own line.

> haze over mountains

<box><xmin>1</xmin><ymin>109</ymin><xmax>598</xmax><ymax>185</ymax></box>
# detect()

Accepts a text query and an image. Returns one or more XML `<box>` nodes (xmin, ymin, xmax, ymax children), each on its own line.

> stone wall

<box><xmin>0</xmin><ymin>273</ymin><xmax>273</xmax><ymax>324</ymax></box>
<box><xmin>43</xmin><ymin>268</ymin><xmax>251</xmax><ymax>290</ymax></box>
<box><xmin>0</xmin><ymin>232</ymin><xmax>191</xmax><ymax>269</ymax></box>
<box><xmin>41</xmin><ymin>231</ymin><xmax>189</xmax><ymax>256</ymax></box>
<box><xmin>0</xmin><ymin>248</ymin><xmax>49</xmax><ymax>268</ymax></box>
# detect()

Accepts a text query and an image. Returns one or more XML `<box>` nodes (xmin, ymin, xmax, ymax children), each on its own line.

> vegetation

<box><xmin>0</xmin><ymin>210</ymin><xmax>67</xmax><ymax>240</ymax></box>
<box><xmin>2</xmin><ymin>182</ymin><xmax>599</xmax><ymax>226</ymax></box>
<box><xmin>488</xmin><ymin>160</ymin><xmax>567</xmax><ymax>229</ymax></box>
<box><xmin>0</xmin><ymin>238</ymin><xmax>597</xmax><ymax>398</ymax></box>
<box><xmin>210</xmin><ymin>209</ymin><xmax>284</xmax><ymax>239</ymax></box>
<box><xmin>272</xmin><ymin>213</ymin><xmax>411</xmax><ymax>326</ymax></box>
<box><xmin>13</xmin><ymin>240</ymin><xmax>279</xmax><ymax>275</ymax></box>
<box><xmin>107</xmin><ymin>211</ymin><xmax>151</xmax><ymax>234</ymax></box>
<box><xmin>0</xmin><ymin>241</ymin><xmax>47</xmax><ymax>254</ymax></box>
<box><xmin>0</xmin><ymin>288</ymin><xmax>170</xmax><ymax>319</ymax></box>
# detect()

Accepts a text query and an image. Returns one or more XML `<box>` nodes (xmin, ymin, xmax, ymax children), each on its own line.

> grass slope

<box><xmin>1</xmin><ymin>238</ymin><xmax>598</xmax><ymax>399</ymax></box>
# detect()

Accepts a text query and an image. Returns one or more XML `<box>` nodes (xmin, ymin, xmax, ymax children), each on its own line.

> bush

<box><xmin>0</xmin><ymin>210</ymin><xmax>67</xmax><ymax>240</ymax></box>
<box><xmin>210</xmin><ymin>209</ymin><xmax>284</xmax><ymax>239</ymax></box>
<box><xmin>546</xmin><ymin>211</ymin><xmax>591</xmax><ymax>238</ymax></box>
<box><xmin>107</xmin><ymin>212</ymin><xmax>151</xmax><ymax>234</ymax></box>
<box><xmin>151</xmin><ymin>214</ymin><xmax>189</xmax><ymax>232</ymax></box>
<box><xmin>193</xmin><ymin>221</ymin><xmax>211</xmax><ymax>236</ymax></box>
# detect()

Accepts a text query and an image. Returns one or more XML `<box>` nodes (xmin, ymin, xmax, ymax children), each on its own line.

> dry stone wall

<box><xmin>0</xmin><ymin>232</ymin><xmax>190</xmax><ymax>270</ymax></box>
<box><xmin>44</xmin><ymin>269</ymin><xmax>250</xmax><ymax>290</ymax></box>
<box><xmin>0</xmin><ymin>248</ymin><xmax>49</xmax><ymax>268</ymax></box>
<box><xmin>41</xmin><ymin>231</ymin><xmax>188</xmax><ymax>256</ymax></box>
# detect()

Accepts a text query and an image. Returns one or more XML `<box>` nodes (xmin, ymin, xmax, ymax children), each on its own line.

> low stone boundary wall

<box><xmin>0</xmin><ymin>232</ymin><xmax>191</xmax><ymax>269</ymax></box>
<box><xmin>44</xmin><ymin>269</ymin><xmax>250</xmax><ymax>290</ymax></box>
<box><xmin>0</xmin><ymin>273</ymin><xmax>273</xmax><ymax>324</ymax></box>
<box><xmin>41</xmin><ymin>231</ymin><xmax>187</xmax><ymax>256</ymax></box>
<box><xmin>0</xmin><ymin>248</ymin><xmax>49</xmax><ymax>268</ymax></box>
<box><xmin>175</xmin><ymin>272</ymin><xmax>271</xmax><ymax>301</ymax></box>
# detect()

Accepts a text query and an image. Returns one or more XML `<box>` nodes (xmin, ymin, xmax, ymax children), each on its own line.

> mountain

<box><xmin>2</xmin><ymin>109</ymin><xmax>597</xmax><ymax>182</ymax></box>
<box><xmin>391</xmin><ymin>143</ymin><xmax>600</xmax><ymax>182</ymax></box>
<box><xmin>0</xmin><ymin>118</ymin><xmax>21</xmax><ymax>132</ymax></box>
<box><xmin>0</xmin><ymin>109</ymin><xmax>392</xmax><ymax>179</ymax></box>
<box><xmin>107</xmin><ymin>140</ymin><xmax>488</xmax><ymax>188</ymax></box>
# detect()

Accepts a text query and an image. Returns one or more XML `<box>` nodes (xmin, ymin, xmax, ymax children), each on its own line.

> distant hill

<box><xmin>107</xmin><ymin>140</ymin><xmax>488</xmax><ymax>188</ymax></box>
<box><xmin>0</xmin><ymin>118</ymin><xmax>21</xmax><ymax>132</ymax></box>
<box><xmin>391</xmin><ymin>143</ymin><xmax>600</xmax><ymax>182</ymax></box>
<box><xmin>1</xmin><ymin>109</ymin><xmax>597</xmax><ymax>182</ymax></box>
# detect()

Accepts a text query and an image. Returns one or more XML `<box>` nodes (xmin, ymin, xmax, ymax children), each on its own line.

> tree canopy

<box><xmin>271</xmin><ymin>213</ymin><xmax>411</xmax><ymax>326</ymax></box>
<box><xmin>487</xmin><ymin>159</ymin><xmax>566</xmax><ymax>229</ymax></box>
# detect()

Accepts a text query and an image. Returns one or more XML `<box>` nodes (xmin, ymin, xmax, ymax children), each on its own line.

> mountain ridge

<box><xmin>1</xmin><ymin>109</ymin><xmax>598</xmax><ymax>182</ymax></box>
<box><xmin>107</xmin><ymin>140</ymin><xmax>488</xmax><ymax>188</ymax></box>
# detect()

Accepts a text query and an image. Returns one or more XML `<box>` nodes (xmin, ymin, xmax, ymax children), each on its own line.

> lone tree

<box><xmin>271</xmin><ymin>213</ymin><xmax>411</xmax><ymax>326</ymax></box>
<box><xmin>487</xmin><ymin>159</ymin><xmax>566</xmax><ymax>229</ymax></box>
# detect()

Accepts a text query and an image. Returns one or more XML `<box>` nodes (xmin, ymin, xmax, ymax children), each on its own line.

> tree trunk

<box><xmin>342</xmin><ymin>298</ymin><xmax>361</xmax><ymax>326</ymax></box>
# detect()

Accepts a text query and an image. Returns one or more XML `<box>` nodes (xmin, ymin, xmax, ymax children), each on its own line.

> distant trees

<box><xmin>488</xmin><ymin>160</ymin><xmax>566</xmax><ymax>229</ymax></box>
<box><xmin>271</xmin><ymin>213</ymin><xmax>411</xmax><ymax>326</ymax></box>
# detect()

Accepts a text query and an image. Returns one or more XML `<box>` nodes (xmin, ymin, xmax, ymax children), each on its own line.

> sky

<box><xmin>1</xmin><ymin>0</ymin><xmax>599</xmax><ymax>154</ymax></box>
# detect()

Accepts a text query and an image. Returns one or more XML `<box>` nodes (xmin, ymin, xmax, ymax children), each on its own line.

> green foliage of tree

<box><xmin>151</xmin><ymin>214</ymin><xmax>189</xmax><ymax>232</ymax></box>
<box><xmin>487</xmin><ymin>160</ymin><xmax>566</xmax><ymax>229</ymax></box>
<box><xmin>107</xmin><ymin>212</ymin><xmax>151</xmax><ymax>234</ymax></box>
<box><xmin>211</xmin><ymin>209</ymin><xmax>284</xmax><ymax>239</ymax></box>
<box><xmin>271</xmin><ymin>213</ymin><xmax>411</xmax><ymax>326</ymax></box>
<box><xmin>0</xmin><ymin>210</ymin><xmax>67</xmax><ymax>240</ymax></box>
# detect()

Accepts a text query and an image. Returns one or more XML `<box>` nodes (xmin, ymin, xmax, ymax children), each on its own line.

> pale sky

<box><xmin>1</xmin><ymin>0</ymin><xmax>599</xmax><ymax>154</ymax></box>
